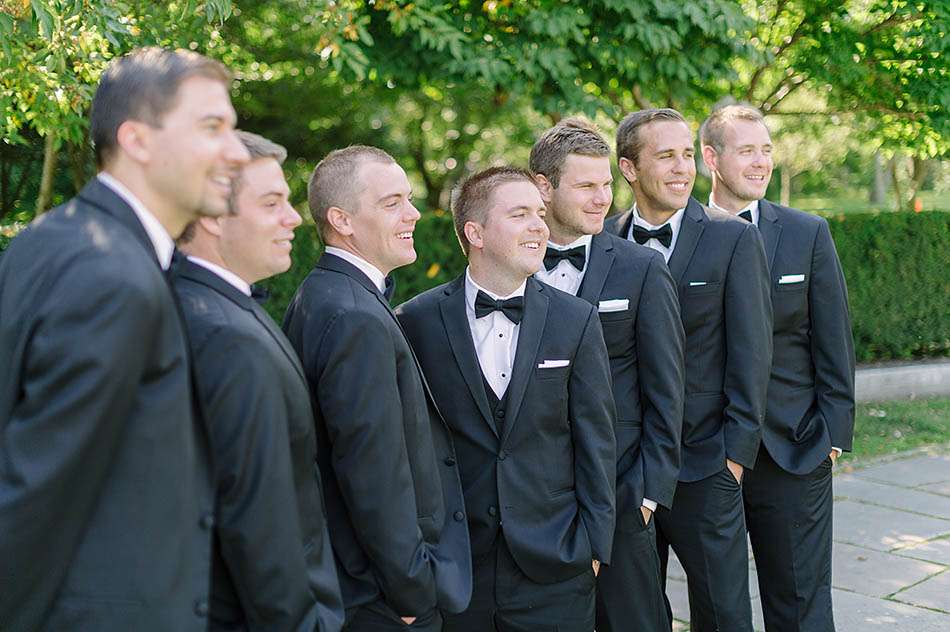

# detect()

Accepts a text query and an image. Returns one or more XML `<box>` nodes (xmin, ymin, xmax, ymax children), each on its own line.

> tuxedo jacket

<box><xmin>605</xmin><ymin>197</ymin><xmax>772</xmax><ymax>482</ymax></box>
<box><xmin>755</xmin><ymin>200</ymin><xmax>855</xmax><ymax>474</ymax></box>
<box><xmin>282</xmin><ymin>253</ymin><xmax>471</xmax><ymax>618</ymax></box>
<box><xmin>174</xmin><ymin>260</ymin><xmax>344</xmax><ymax>632</ymax></box>
<box><xmin>396</xmin><ymin>276</ymin><xmax>616</xmax><ymax>584</ymax></box>
<box><xmin>0</xmin><ymin>179</ymin><xmax>214</xmax><ymax>631</ymax></box>
<box><xmin>567</xmin><ymin>231</ymin><xmax>685</xmax><ymax>523</ymax></box>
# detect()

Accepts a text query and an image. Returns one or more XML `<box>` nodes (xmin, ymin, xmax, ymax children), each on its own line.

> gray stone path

<box><xmin>667</xmin><ymin>445</ymin><xmax>950</xmax><ymax>631</ymax></box>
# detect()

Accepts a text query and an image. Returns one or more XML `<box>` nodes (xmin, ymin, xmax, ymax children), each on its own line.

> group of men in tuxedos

<box><xmin>0</xmin><ymin>45</ymin><xmax>855</xmax><ymax>632</ymax></box>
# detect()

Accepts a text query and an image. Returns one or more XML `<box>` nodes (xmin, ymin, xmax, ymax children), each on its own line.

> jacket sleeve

<box><xmin>722</xmin><ymin>225</ymin><xmax>773</xmax><ymax>469</ymax></box>
<box><xmin>809</xmin><ymin>219</ymin><xmax>856</xmax><ymax>451</ymax></box>
<box><xmin>311</xmin><ymin>309</ymin><xmax>437</xmax><ymax>617</ymax></box>
<box><xmin>633</xmin><ymin>253</ymin><xmax>685</xmax><ymax>509</ymax></box>
<box><xmin>0</xmin><ymin>263</ymin><xmax>159</xmax><ymax>629</ymax></box>
<box><xmin>569</xmin><ymin>307</ymin><xmax>617</xmax><ymax>563</ymax></box>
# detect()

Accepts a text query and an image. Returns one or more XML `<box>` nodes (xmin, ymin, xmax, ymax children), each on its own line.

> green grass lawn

<box><xmin>792</xmin><ymin>190</ymin><xmax>945</xmax><ymax>214</ymax></box>
<box><xmin>840</xmin><ymin>397</ymin><xmax>950</xmax><ymax>464</ymax></box>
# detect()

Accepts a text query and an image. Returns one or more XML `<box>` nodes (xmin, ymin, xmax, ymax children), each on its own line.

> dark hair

<box><xmin>529</xmin><ymin>117</ymin><xmax>610</xmax><ymax>188</ymax></box>
<box><xmin>700</xmin><ymin>103</ymin><xmax>768</xmax><ymax>154</ymax></box>
<box><xmin>615</xmin><ymin>108</ymin><xmax>688</xmax><ymax>166</ymax></box>
<box><xmin>451</xmin><ymin>166</ymin><xmax>536</xmax><ymax>256</ymax></box>
<box><xmin>307</xmin><ymin>145</ymin><xmax>396</xmax><ymax>242</ymax></box>
<box><xmin>91</xmin><ymin>47</ymin><xmax>232</xmax><ymax>168</ymax></box>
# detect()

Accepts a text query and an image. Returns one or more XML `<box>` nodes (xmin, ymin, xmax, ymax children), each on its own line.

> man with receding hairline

<box><xmin>283</xmin><ymin>146</ymin><xmax>471</xmax><ymax>631</ymax></box>
<box><xmin>701</xmin><ymin>104</ymin><xmax>854</xmax><ymax>632</ymax></box>
<box><xmin>0</xmin><ymin>47</ymin><xmax>248</xmax><ymax>631</ymax></box>
<box><xmin>175</xmin><ymin>130</ymin><xmax>344</xmax><ymax>632</ymax></box>
<box><xmin>606</xmin><ymin>108</ymin><xmax>772</xmax><ymax>632</ymax></box>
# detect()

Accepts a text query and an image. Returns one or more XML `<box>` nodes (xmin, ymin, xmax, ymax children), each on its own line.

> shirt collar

<box><xmin>186</xmin><ymin>256</ymin><xmax>252</xmax><ymax>296</ymax></box>
<box><xmin>325</xmin><ymin>246</ymin><xmax>387</xmax><ymax>293</ymax></box>
<box><xmin>709</xmin><ymin>196</ymin><xmax>759</xmax><ymax>224</ymax></box>
<box><xmin>465</xmin><ymin>267</ymin><xmax>526</xmax><ymax>313</ymax></box>
<box><xmin>97</xmin><ymin>172</ymin><xmax>175</xmax><ymax>270</ymax></box>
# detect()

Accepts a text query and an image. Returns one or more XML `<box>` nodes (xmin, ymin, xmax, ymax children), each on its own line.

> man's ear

<box><xmin>463</xmin><ymin>221</ymin><xmax>484</xmax><ymax>251</ymax></box>
<box><xmin>199</xmin><ymin>216</ymin><xmax>224</xmax><ymax>237</ymax></box>
<box><xmin>701</xmin><ymin>145</ymin><xmax>718</xmax><ymax>174</ymax></box>
<box><xmin>115</xmin><ymin>120</ymin><xmax>152</xmax><ymax>164</ymax></box>
<box><xmin>326</xmin><ymin>206</ymin><xmax>353</xmax><ymax>236</ymax></box>
<box><xmin>618</xmin><ymin>157</ymin><xmax>637</xmax><ymax>185</ymax></box>
<box><xmin>534</xmin><ymin>173</ymin><xmax>554</xmax><ymax>203</ymax></box>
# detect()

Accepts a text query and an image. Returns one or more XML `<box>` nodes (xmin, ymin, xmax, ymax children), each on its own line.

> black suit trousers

<box><xmin>656</xmin><ymin>467</ymin><xmax>753</xmax><ymax>632</ymax></box>
<box><xmin>445</xmin><ymin>538</ymin><xmax>595</xmax><ymax>632</ymax></box>
<box><xmin>345</xmin><ymin>601</ymin><xmax>442</xmax><ymax>632</ymax></box>
<box><xmin>744</xmin><ymin>447</ymin><xmax>835</xmax><ymax>632</ymax></box>
<box><xmin>595</xmin><ymin>514</ymin><xmax>669</xmax><ymax>632</ymax></box>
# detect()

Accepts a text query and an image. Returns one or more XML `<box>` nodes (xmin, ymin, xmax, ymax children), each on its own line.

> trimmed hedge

<box><xmin>2</xmin><ymin>211</ymin><xmax>947</xmax><ymax>362</ymax></box>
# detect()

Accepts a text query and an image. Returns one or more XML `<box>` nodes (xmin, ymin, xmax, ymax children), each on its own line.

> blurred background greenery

<box><xmin>1</xmin><ymin>0</ymin><xmax>947</xmax><ymax>364</ymax></box>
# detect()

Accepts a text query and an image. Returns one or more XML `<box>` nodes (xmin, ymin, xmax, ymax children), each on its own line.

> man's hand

<box><xmin>592</xmin><ymin>559</ymin><xmax>601</xmax><ymax>577</ymax></box>
<box><xmin>640</xmin><ymin>505</ymin><xmax>653</xmax><ymax>526</ymax></box>
<box><xmin>726</xmin><ymin>458</ymin><xmax>744</xmax><ymax>484</ymax></box>
<box><xmin>829</xmin><ymin>449</ymin><xmax>838</xmax><ymax>466</ymax></box>
<box><xmin>401</xmin><ymin>617</ymin><xmax>416</xmax><ymax>626</ymax></box>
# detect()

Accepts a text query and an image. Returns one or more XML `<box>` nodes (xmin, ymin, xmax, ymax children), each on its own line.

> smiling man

<box><xmin>174</xmin><ymin>130</ymin><xmax>344</xmax><ymax>632</ymax></box>
<box><xmin>396</xmin><ymin>166</ymin><xmax>616</xmax><ymax>632</ymax></box>
<box><xmin>282</xmin><ymin>146</ymin><xmax>471</xmax><ymax>632</ymax></box>
<box><xmin>0</xmin><ymin>47</ymin><xmax>248</xmax><ymax>631</ymax></box>
<box><xmin>605</xmin><ymin>108</ymin><xmax>772</xmax><ymax>632</ymax></box>
<box><xmin>530</xmin><ymin>118</ymin><xmax>685</xmax><ymax>632</ymax></box>
<box><xmin>701</xmin><ymin>104</ymin><xmax>855</xmax><ymax>632</ymax></box>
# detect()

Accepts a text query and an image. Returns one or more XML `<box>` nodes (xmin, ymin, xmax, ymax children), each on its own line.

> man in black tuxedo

<box><xmin>701</xmin><ymin>104</ymin><xmax>855</xmax><ymax>632</ymax></box>
<box><xmin>175</xmin><ymin>130</ymin><xmax>344</xmax><ymax>632</ymax></box>
<box><xmin>397</xmin><ymin>166</ymin><xmax>616</xmax><ymax>631</ymax></box>
<box><xmin>283</xmin><ymin>146</ymin><xmax>471</xmax><ymax>631</ymax></box>
<box><xmin>531</xmin><ymin>118</ymin><xmax>685</xmax><ymax>632</ymax></box>
<box><xmin>0</xmin><ymin>48</ymin><xmax>249</xmax><ymax>631</ymax></box>
<box><xmin>605</xmin><ymin>108</ymin><xmax>772</xmax><ymax>632</ymax></box>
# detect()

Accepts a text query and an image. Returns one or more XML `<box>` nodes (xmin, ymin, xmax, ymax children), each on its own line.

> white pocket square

<box><xmin>538</xmin><ymin>359</ymin><xmax>570</xmax><ymax>369</ymax></box>
<box><xmin>688</xmin><ymin>281</ymin><xmax>707</xmax><ymax>287</ymax></box>
<box><xmin>778</xmin><ymin>274</ymin><xmax>805</xmax><ymax>284</ymax></box>
<box><xmin>598</xmin><ymin>299</ymin><xmax>629</xmax><ymax>313</ymax></box>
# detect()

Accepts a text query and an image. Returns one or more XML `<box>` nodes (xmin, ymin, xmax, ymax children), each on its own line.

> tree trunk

<box><xmin>780</xmin><ymin>166</ymin><xmax>791</xmax><ymax>206</ymax></box>
<box><xmin>35</xmin><ymin>133</ymin><xmax>57</xmax><ymax>215</ymax></box>
<box><xmin>906</xmin><ymin>157</ymin><xmax>929</xmax><ymax>210</ymax></box>
<box><xmin>890</xmin><ymin>155</ymin><xmax>904</xmax><ymax>211</ymax></box>
<box><xmin>869</xmin><ymin>151</ymin><xmax>888</xmax><ymax>205</ymax></box>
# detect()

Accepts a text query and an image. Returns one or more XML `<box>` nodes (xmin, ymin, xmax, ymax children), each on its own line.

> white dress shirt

<box><xmin>626</xmin><ymin>204</ymin><xmax>686</xmax><ymax>263</ymax></box>
<box><xmin>97</xmin><ymin>172</ymin><xmax>175</xmax><ymax>270</ymax></box>
<box><xmin>534</xmin><ymin>234</ymin><xmax>592</xmax><ymax>295</ymax></box>
<box><xmin>465</xmin><ymin>268</ymin><xmax>525</xmax><ymax>399</ymax></box>
<box><xmin>187</xmin><ymin>256</ymin><xmax>252</xmax><ymax>296</ymax></box>
<box><xmin>325</xmin><ymin>246</ymin><xmax>386</xmax><ymax>293</ymax></box>
<box><xmin>709</xmin><ymin>197</ymin><xmax>760</xmax><ymax>226</ymax></box>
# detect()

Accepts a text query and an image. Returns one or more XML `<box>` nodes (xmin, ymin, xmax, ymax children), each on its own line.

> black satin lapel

<box><xmin>251</xmin><ymin>303</ymin><xmax>308</xmax><ymax>384</ymax></box>
<box><xmin>501</xmin><ymin>281</ymin><xmax>548</xmax><ymax>446</ymax></box>
<box><xmin>577</xmin><ymin>235</ymin><xmax>613</xmax><ymax>304</ymax></box>
<box><xmin>440</xmin><ymin>288</ymin><xmax>496</xmax><ymax>435</ymax></box>
<box><xmin>758</xmin><ymin>200</ymin><xmax>782</xmax><ymax>272</ymax></box>
<box><xmin>667</xmin><ymin>201</ymin><xmax>705</xmax><ymax>284</ymax></box>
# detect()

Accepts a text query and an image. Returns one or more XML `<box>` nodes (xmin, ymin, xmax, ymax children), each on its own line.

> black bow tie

<box><xmin>250</xmin><ymin>284</ymin><xmax>270</xmax><ymax>305</ymax></box>
<box><xmin>543</xmin><ymin>245</ymin><xmax>586</xmax><ymax>271</ymax></box>
<box><xmin>738</xmin><ymin>210</ymin><xmax>753</xmax><ymax>223</ymax></box>
<box><xmin>383</xmin><ymin>275</ymin><xmax>396</xmax><ymax>302</ymax></box>
<box><xmin>474</xmin><ymin>290</ymin><xmax>524</xmax><ymax>324</ymax></box>
<box><xmin>631</xmin><ymin>223</ymin><xmax>673</xmax><ymax>248</ymax></box>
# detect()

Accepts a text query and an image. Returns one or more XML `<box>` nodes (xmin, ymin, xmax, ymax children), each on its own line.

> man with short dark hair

<box><xmin>531</xmin><ymin>118</ymin><xmax>684</xmax><ymax>632</ymax></box>
<box><xmin>0</xmin><ymin>47</ymin><xmax>249</xmax><ymax>631</ymax></box>
<box><xmin>283</xmin><ymin>146</ymin><xmax>471</xmax><ymax>631</ymax></box>
<box><xmin>397</xmin><ymin>166</ymin><xmax>616</xmax><ymax>632</ymax></box>
<box><xmin>701</xmin><ymin>103</ymin><xmax>855</xmax><ymax>632</ymax></box>
<box><xmin>605</xmin><ymin>108</ymin><xmax>772</xmax><ymax>632</ymax></box>
<box><xmin>175</xmin><ymin>130</ymin><xmax>344</xmax><ymax>632</ymax></box>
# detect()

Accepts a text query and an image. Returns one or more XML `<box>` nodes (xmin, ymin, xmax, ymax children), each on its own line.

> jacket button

<box><xmin>488</xmin><ymin>506</ymin><xmax>497</xmax><ymax>517</ymax></box>
<box><xmin>498</xmin><ymin>451</ymin><xmax>507</xmax><ymax>461</ymax></box>
<box><xmin>453</xmin><ymin>510</ymin><xmax>465</xmax><ymax>522</ymax></box>
<box><xmin>444</xmin><ymin>456</ymin><xmax>456</xmax><ymax>466</ymax></box>
<box><xmin>194</xmin><ymin>600</ymin><xmax>209</xmax><ymax>617</ymax></box>
<box><xmin>199</xmin><ymin>513</ymin><xmax>215</xmax><ymax>530</ymax></box>
<box><xmin>495</xmin><ymin>408</ymin><xmax>505</xmax><ymax>418</ymax></box>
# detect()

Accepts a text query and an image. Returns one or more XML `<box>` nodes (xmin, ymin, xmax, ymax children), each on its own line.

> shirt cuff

<box><xmin>832</xmin><ymin>447</ymin><xmax>843</xmax><ymax>457</ymax></box>
<box><xmin>641</xmin><ymin>498</ymin><xmax>658</xmax><ymax>512</ymax></box>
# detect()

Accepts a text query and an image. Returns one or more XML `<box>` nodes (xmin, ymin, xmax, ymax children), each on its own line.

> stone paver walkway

<box><xmin>666</xmin><ymin>444</ymin><xmax>950</xmax><ymax>631</ymax></box>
